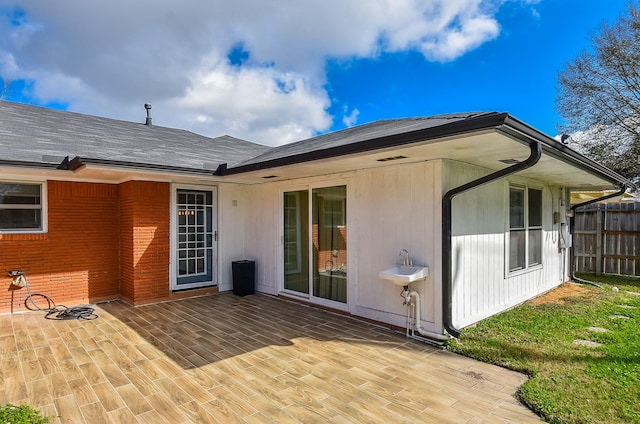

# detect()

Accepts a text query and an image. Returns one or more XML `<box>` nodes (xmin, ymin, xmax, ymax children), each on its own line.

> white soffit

<box><xmin>223</xmin><ymin>131</ymin><xmax>618</xmax><ymax>189</ymax></box>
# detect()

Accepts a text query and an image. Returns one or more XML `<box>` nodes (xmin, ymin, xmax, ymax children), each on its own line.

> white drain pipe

<box><xmin>403</xmin><ymin>287</ymin><xmax>451</xmax><ymax>343</ymax></box>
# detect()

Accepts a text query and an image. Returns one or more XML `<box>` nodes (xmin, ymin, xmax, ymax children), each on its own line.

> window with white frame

<box><xmin>509</xmin><ymin>185</ymin><xmax>542</xmax><ymax>272</ymax></box>
<box><xmin>0</xmin><ymin>183</ymin><xmax>45</xmax><ymax>232</ymax></box>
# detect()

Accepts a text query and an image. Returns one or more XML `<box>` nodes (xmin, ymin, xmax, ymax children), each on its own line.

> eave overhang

<box><xmin>220</xmin><ymin>113</ymin><xmax>634</xmax><ymax>191</ymax></box>
<box><xmin>500</xmin><ymin>115</ymin><xmax>634</xmax><ymax>191</ymax></box>
<box><xmin>1</xmin><ymin>112</ymin><xmax>632</xmax><ymax>191</ymax></box>
<box><xmin>0</xmin><ymin>156</ymin><xmax>223</xmax><ymax>185</ymax></box>
<box><xmin>222</xmin><ymin>112</ymin><xmax>509</xmax><ymax>176</ymax></box>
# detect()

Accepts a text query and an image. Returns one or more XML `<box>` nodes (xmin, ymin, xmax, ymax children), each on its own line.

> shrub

<box><xmin>0</xmin><ymin>404</ymin><xmax>50</xmax><ymax>424</ymax></box>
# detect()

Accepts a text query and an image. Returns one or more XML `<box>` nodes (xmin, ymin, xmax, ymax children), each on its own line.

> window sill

<box><xmin>507</xmin><ymin>263</ymin><xmax>543</xmax><ymax>278</ymax></box>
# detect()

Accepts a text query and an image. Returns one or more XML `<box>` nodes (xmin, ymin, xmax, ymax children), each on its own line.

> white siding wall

<box><xmin>223</xmin><ymin>159</ymin><xmax>568</xmax><ymax>334</ymax></box>
<box><xmin>445</xmin><ymin>161</ymin><xmax>567</xmax><ymax>329</ymax></box>
<box><xmin>243</xmin><ymin>183</ymin><xmax>280</xmax><ymax>295</ymax></box>
<box><xmin>239</xmin><ymin>164</ymin><xmax>443</xmax><ymax>332</ymax></box>
<box><xmin>217</xmin><ymin>181</ymin><xmax>288</xmax><ymax>295</ymax></box>
<box><xmin>351</xmin><ymin>162</ymin><xmax>442</xmax><ymax>331</ymax></box>
<box><xmin>217</xmin><ymin>183</ymin><xmax>248</xmax><ymax>292</ymax></box>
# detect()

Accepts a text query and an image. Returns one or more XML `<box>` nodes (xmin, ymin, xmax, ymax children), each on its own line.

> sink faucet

<box><xmin>399</xmin><ymin>249</ymin><xmax>411</xmax><ymax>266</ymax></box>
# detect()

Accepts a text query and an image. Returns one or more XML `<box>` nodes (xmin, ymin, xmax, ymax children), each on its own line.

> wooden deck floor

<box><xmin>0</xmin><ymin>293</ymin><xmax>541</xmax><ymax>423</ymax></box>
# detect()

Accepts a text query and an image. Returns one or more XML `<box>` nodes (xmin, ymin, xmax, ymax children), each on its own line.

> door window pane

<box><xmin>312</xmin><ymin>186</ymin><xmax>347</xmax><ymax>303</ymax></box>
<box><xmin>284</xmin><ymin>190</ymin><xmax>309</xmax><ymax>294</ymax></box>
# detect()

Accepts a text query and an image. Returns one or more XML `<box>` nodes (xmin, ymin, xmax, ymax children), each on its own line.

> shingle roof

<box><xmin>0</xmin><ymin>101</ymin><xmax>269</xmax><ymax>170</ymax></box>
<box><xmin>229</xmin><ymin>112</ymin><xmax>498</xmax><ymax>171</ymax></box>
<box><xmin>1</xmin><ymin>102</ymin><xmax>631</xmax><ymax>191</ymax></box>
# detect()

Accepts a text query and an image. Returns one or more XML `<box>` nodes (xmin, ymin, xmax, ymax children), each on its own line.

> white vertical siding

<box><xmin>445</xmin><ymin>161</ymin><xmax>566</xmax><ymax>328</ymax></box>
<box><xmin>351</xmin><ymin>161</ymin><xmax>441</xmax><ymax>331</ymax></box>
<box><xmin>224</xmin><ymin>158</ymin><xmax>567</xmax><ymax>334</ymax></box>
<box><xmin>235</xmin><ymin>164</ymin><xmax>443</xmax><ymax>332</ymax></box>
<box><xmin>243</xmin><ymin>183</ymin><xmax>280</xmax><ymax>294</ymax></box>
<box><xmin>217</xmin><ymin>183</ymin><xmax>248</xmax><ymax>292</ymax></box>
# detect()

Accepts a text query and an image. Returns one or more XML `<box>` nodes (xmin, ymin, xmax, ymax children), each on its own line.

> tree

<box><xmin>557</xmin><ymin>1</ymin><xmax>640</xmax><ymax>182</ymax></box>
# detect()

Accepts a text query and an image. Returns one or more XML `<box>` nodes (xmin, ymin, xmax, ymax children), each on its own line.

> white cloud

<box><xmin>342</xmin><ymin>108</ymin><xmax>360</xmax><ymax>128</ymax></box>
<box><xmin>0</xmin><ymin>0</ymin><xmax>530</xmax><ymax>145</ymax></box>
<box><xmin>172</xmin><ymin>58</ymin><xmax>331</xmax><ymax>145</ymax></box>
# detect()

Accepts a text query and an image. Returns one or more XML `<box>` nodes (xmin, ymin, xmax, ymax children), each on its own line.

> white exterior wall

<box><xmin>238</xmin><ymin>163</ymin><xmax>444</xmax><ymax>333</ymax></box>
<box><xmin>351</xmin><ymin>161</ymin><xmax>442</xmax><ymax>332</ymax></box>
<box><xmin>216</xmin><ymin>181</ymin><xmax>284</xmax><ymax>295</ymax></box>
<box><xmin>445</xmin><ymin>161</ymin><xmax>568</xmax><ymax>329</ymax></box>
<box><xmin>217</xmin><ymin>183</ymin><xmax>249</xmax><ymax>292</ymax></box>
<box><xmin>221</xmin><ymin>159</ymin><xmax>570</xmax><ymax>334</ymax></box>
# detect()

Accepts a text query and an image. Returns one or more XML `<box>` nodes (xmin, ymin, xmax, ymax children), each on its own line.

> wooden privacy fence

<box><xmin>573</xmin><ymin>202</ymin><xmax>640</xmax><ymax>276</ymax></box>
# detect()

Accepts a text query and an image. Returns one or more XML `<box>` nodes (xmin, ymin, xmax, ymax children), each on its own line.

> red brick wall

<box><xmin>1</xmin><ymin>179</ymin><xmax>209</xmax><ymax>314</ymax></box>
<box><xmin>118</xmin><ymin>181</ymin><xmax>170</xmax><ymax>305</ymax></box>
<box><xmin>0</xmin><ymin>181</ymin><xmax>120</xmax><ymax>313</ymax></box>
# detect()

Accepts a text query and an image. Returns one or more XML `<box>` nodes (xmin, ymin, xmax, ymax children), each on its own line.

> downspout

<box><xmin>568</xmin><ymin>184</ymin><xmax>627</xmax><ymax>286</ymax></box>
<box><xmin>442</xmin><ymin>141</ymin><xmax>542</xmax><ymax>338</ymax></box>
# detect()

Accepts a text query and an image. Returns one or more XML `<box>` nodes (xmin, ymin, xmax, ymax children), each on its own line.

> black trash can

<box><xmin>232</xmin><ymin>260</ymin><xmax>255</xmax><ymax>296</ymax></box>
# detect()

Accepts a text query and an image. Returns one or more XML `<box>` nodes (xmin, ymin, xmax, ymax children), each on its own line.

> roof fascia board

<box><xmin>68</xmin><ymin>156</ymin><xmax>217</xmax><ymax>176</ymax></box>
<box><xmin>223</xmin><ymin>112</ymin><xmax>509</xmax><ymax>175</ymax></box>
<box><xmin>0</xmin><ymin>159</ymin><xmax>68</xmax><ymax>170</ymax></box>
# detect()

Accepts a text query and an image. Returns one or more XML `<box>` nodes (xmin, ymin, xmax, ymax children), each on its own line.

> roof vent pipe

<box><xmin>144</xmin><ymin>103</ymin><xmax>152</xmax><ymax>126</ymax></box>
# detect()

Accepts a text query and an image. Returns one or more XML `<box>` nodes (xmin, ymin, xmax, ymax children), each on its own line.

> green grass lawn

<box><xmin>446</xmin><ymin>274</ymin><xmax>640</xmax><ymax>424</ymax></box>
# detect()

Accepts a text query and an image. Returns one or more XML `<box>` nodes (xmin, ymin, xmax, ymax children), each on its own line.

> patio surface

<box><xmin>0</xmin><ymin>293</ymin><xmax>541</xmax><ymax>423</ymax></box>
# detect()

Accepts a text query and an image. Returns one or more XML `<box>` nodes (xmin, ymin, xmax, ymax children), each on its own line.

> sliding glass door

<box><xmin>283</xmin><ymin>185</ymin><xmax>347</xmax><ymax>304</ymax></box>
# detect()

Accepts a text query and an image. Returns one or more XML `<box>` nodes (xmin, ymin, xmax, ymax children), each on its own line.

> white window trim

<box><xmin>506</xmin><ymin>183</ymin><xmax>543</xmax><ymax>277</ymax></box>
<box><xmin>0</xmin><ymin>181</ymin><xmax>48</xmax><ymax>234</ymax></box>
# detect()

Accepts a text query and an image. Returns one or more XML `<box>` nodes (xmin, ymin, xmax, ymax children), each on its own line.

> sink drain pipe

<box><xmin>402</xmin><ymin>286</ymin><xmax>450</xmax><ymax>343</ymax></box>
<box><xmin>442</xmin><ymin>140</ymin><xmax>542</xmax><ymax>337</ymax></box>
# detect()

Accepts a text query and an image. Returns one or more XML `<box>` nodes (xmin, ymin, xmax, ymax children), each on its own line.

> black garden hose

<box><xmin>9</xmin><ymin>271</ymin><xmax>98</xmax><ymax>320</ymax></box>
<box><xmin>44</xmin><ymin>304</ymin><xmax>98</xmax><ymax>320</ymax></box>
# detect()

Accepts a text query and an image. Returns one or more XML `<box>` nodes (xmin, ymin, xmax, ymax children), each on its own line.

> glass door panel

<box><xmin>312</xmin><ymin>186</ymin><xmax>347</xmax><ymax>303</ymax></box>
<box><xmin>283</xmin><ymin>190</ymin><xmax>309</xmax><ymax>294</ymax></box>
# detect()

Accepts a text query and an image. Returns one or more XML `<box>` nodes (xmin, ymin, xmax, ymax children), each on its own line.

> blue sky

<box><xmin>324</xmin><ymin>0</ymin><xmax>629</xmax><ymax>136</ymax></box>
<box><xmin>0</xmin><ymin>0</ymin><xmax>630</xmax><ymax>145</ymax></box>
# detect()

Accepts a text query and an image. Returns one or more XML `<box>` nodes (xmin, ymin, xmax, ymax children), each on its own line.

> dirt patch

<box><xmin>528</xmin><ymin>282</ymin><xmax>592</xmax><ymax>306</ymax></box>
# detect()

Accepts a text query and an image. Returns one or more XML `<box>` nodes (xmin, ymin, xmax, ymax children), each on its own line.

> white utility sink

<box><xmin>378</xmin><ymin>265</ymin><xmax>429</xmax><ymax>285</ymax></box>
